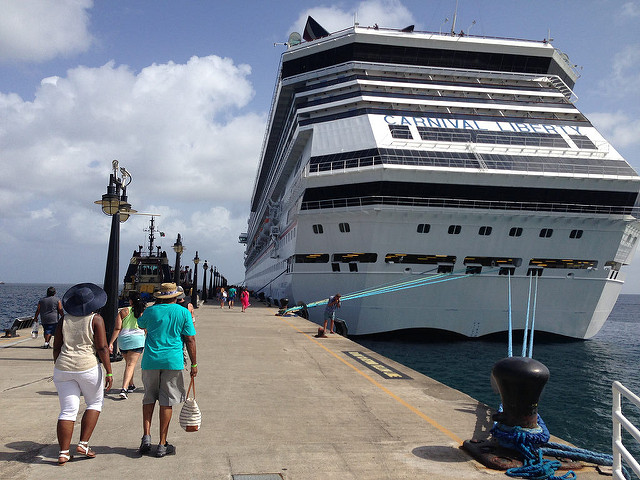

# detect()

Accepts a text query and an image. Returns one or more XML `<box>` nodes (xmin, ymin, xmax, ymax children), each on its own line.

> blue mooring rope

<box><xmin>491</xmin><ymin>414</ymin><xmax>628</xmax><ymax>480</ymax></box>
<box><xmin>280</xmin><ymin>268</ymin><xmax>479</xmax><ymax>315</ymax></box>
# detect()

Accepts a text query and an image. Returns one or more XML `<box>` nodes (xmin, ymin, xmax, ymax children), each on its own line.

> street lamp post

<box><xmin>208</xmin><ymin>265</ymin><xmax>213</xmax><ymax>297</ymax></box>
<box><xmin>213</xmin><ymin>266</ymin><xmax>218</xmax><ymax>289</ymax></box>
<box><xmin>202</xmin><ymin>260</ymin><xmax>208</xmax><ymax>303</ymax></box>
<box><xmin>192</xmin><ymin>252</ymin><xmax>200</xmax><ymax>308</ymax></box>
<box><xmin>172</xmin><ymin>234</ymin><xmax>184</xmax><ymax>286</ymax></box>
<box><xmin>94</xmin><ymin>160</ymin><xmax>135</xmax><ymax>361</ymax></box>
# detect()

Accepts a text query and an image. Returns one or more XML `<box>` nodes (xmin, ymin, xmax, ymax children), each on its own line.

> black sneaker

<box><xmin>119</xmin><ymin>389</ymin><xmax>128</xmax><ymax>399</ymax></box>
<box><xmin>138</xmin><ymin>435</ymin><xmax>151</xmax><ymax>455</ymax></box>
<box><xmin>155</xmin><ymin>443</ymin><xmax>175</xmax><ymax>457</ymax></box>
<box><xmin>127</xmin><ymin>384</ymin><xmax>136</xmax><ymax>393</ymax></box>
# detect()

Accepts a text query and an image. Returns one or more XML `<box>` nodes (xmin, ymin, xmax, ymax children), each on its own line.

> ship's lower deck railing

<box><xmin>306</xmin><ymin>155</ymin><xmax>635</xmax><ymax>177</ymax></box>
<box><xmin>300</xmin><ymin>195</ymin><xmax>637</xmax><ymax>216</ymax></box>
<box><xmin>612</xmin><ymin>381</ymin><xmax>640</xmax><ymax>479</ymax></box>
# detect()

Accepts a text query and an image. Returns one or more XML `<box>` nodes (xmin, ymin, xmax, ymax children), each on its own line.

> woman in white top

<box><xmin>53</xmin><ymin>283</ymin><xmax>113</xmax><ymax>465</ymax></box>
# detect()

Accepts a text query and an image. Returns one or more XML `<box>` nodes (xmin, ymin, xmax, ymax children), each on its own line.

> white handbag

<box><xmin>179</xmin><ymin>378</ymin><xmax>201</xmax><ymax>432</ymax></box>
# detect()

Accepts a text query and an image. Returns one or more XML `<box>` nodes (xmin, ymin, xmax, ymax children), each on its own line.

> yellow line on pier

<box><xmin>279</xmin><ymin>315</ymin><xmax>463</xmax><ymax>445</ymax></box>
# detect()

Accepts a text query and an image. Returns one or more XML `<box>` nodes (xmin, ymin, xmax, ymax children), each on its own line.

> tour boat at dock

<box><xmin>241</xmin><ymin>18</ymin><xmax>640</xmax><ymax>339</ymax></box>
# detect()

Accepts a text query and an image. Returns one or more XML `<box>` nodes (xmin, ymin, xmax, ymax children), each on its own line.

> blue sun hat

<box><xmin>62</xmin><ymin>283</ymin><xmax>108</xmax><ymax>316</ymax></box>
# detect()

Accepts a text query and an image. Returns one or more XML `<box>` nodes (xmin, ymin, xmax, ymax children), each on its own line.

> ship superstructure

<box><xmin>242</xmin><ymin>20</ymin><xmax>640</xmax><ymax>338</ymax></box>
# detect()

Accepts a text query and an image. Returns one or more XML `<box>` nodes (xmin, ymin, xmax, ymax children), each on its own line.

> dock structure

<box><xmin>0</xmin><ymin>302</ymin><xmax>605</xmax><ymax>479</ymax></box>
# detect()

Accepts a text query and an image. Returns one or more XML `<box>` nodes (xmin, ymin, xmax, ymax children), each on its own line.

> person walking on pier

<box><xmin>34</xmin><ymin>286</ymin><xmax>64</xmax><ymax>348</ymax></box>
<box><xmin>137</xmin><ymin>283</ymin><xmax>197</xmax><ymax>458</ymax></box>
<box><xmin>240</xmin><ymin>288</ymin><xmax>250</xmax><ymax>312</ymax></box>
<box><xmin>108</xmin><ymin>291</ymin><xmax>147</xmax><ymax>399</ymax></box>
<box><xmin>228</xmin><ymin>286</ymin><xmax>236</xmax><ymax>309</ymax></box>
<box><xmin>323</xmin><ymin>294</ymin><xmax>341</xmax><ymax>334</ymax></box>
<box><xmin>52</xmin><ymin>283</ymin><xmax>113</xmax><ymax>465</ymax></box>
<box><xmin>219</xmin><ymin>287</ymin><xmax>227</xmax><ymax>309</ymax></box>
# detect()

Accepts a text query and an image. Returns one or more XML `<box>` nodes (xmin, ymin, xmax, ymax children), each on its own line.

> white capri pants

<box><xmin>53</xmin><ymin>366</ymin><xmax>104</xmax><ymax>421</ymax></box>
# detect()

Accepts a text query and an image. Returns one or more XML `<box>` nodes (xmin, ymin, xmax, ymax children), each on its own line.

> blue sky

<box><xmin>1</xmin><ymin>0</ymin><xmax>639</xmax><ymax>291</ymax></box>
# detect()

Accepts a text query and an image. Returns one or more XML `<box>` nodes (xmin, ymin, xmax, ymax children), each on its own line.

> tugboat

<box><xmin>121</xmin><ymin>217</ymin><xmax>172</xmax><ymax>302</ymax></box>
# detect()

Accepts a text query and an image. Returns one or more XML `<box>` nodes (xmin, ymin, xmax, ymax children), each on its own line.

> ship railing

<box><xmin>300</xmin><ymin>195</ymin><xmax>639</xmax><ymax>217</ymax></box>
<box><xmin>612</xmin><ymin>381</ymin><xmax>640</xmax><ymax>479</ymax></box>
<box><xmin>306</xmin><ymin>155</ymin><xmax>635</xmax><ymax>178</ymax></box>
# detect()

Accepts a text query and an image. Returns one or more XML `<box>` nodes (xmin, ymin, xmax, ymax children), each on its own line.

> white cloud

<box><xmin>0</xmin><ymin>55</ymin><xmax>264</xmax><ymax>283</ymax></box>
<box><xmin>0</xmin><ymin>0</ymin><xmax>94</xmax><ymax>62</ymax></box>
<box><xmin>621</xmin><ymin>1</ymin><xmax>640</xmax><ymax>17</ymax></box>
<box><xmin>588</xmin><ymin>111</ymin><xmax>640</xmax><ymax>149</ymax></box>
<box><xmin>598</xmin><ymin>44</ymin><xmax>640</xmax><ymax>99</ymax></box>
<box><xmin>289</xmin><ymin>0</ymin><xmax>414</xmax><ymax>35</ymax></box>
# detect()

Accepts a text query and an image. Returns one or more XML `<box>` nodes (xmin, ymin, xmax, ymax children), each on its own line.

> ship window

<box><xmin>332</xmin><ymin>263</ymin><xmax>340</xmax><ymax>272</ymax></box>
<box><xmin>339</xmin><ymin>222</ymin><xmax>351</xmax><ymax>233</ymax></box>
<box><xmin>478</xmin><ymin>226</ymin><xmax>493</xmax><ymax>236</ymax></box>
<box><xmin>509</xmin><ymin>227</ymin><xmax>523</xmax><ymax>237</ymax></box>
<box><xmin>349</xmin><ymin>263</ymin><xmax>358</xmax><ymax>272</ymax></box>
<box><xmin>539</xmin><ymin>228</ymin><xmax>553</xmax><ymax>238</ymax></box>
<box><xmin>333</xmin><ymin>253</ymin><xmax>378</xmax><ymax>263</ymax></box>
<box><xmin>569</xmin><ymin>229</ymin><xmax>583</xmax><ymax>239</ymax></box>
<box><xmin>529</xmin><ymin>258</ymin><xmax>597</xmax><ymax>269</ymax></box>
<box><xmin>417</xmin><ymin>223</ymin><xmax>431</xmax><ymax>233</ymax></box>
<box><xmin>437</xmin><ymin>265</ymin><xmax>453</xmax><ymax>273</ymax></box>
<box><xmin>464</xmin><ymin>257</ymin><xmax>522</xmax><ymax>267</ymax></box>
<box><xmin>527</xmin><ymin>268</ymin><xmax>543</xmax><ymax>276</ymax></box>
<box><xmin>499</xmin><ymin>267</ymin><xmax>516</xmax><ymax>276</ymax></box>
<box><xmin>385</xmin><ymin>254</ymin><xmax>456</xmax><ymax>265</ymax></box>
<box><xmin>294</xmin><ymin>254</ymin><xmax>329</xmax><ymax>263</ymax></box>
<box><xmin>570</xmin><ymin>135</ymin><xmax>597</xmax><ymax>150</ymax></box>
<box><xmin>312</xmin><ymin>224</ymin><xmax>324</xmax><ymax>234</ymax></box>
<box><xmin>389</xmin><ymin>125</ymin><xmax>412</xmax><ymax>139</ymax></box>
<box><xmin>466</xmin><ymin>266</ymin><xmax>482</xmax><ymax>274</ymax></box>
<box><xmin>448</xmin><ymin>225</ymin><xmax>462</xmax><ymax>235</ymax></box>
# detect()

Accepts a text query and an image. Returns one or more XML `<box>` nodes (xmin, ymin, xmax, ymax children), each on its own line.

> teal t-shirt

<box><xmin>137</xmin><ymin>303</ymin><xmax>196</xmax><ymax>370</ymax></box>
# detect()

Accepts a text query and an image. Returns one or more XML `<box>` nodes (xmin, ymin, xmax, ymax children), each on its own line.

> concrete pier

<box><xmin>0</xmin><ymin>302</ymin><xmax>605</xmax><ymax>479</ymax></box>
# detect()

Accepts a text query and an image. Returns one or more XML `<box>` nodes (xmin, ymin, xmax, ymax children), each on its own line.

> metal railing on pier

<box><xmin>613</xmin><ymin>381</ymin><xmax>640</xmax><ymax>479</ymax></box>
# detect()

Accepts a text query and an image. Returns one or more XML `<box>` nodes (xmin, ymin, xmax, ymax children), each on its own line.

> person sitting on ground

<box><xmin>52</xmin><ymin>283</ymin><xmax>113</xmax><ymax>465</ymax></box>
<box><xmin>108</xmin><ymin>291</ymin><xmax>147</xmax><ymax>399</ymax></box>
<box><xmin>34</xmin><ymin>286</ymin><xmax>64</xmax><ymax>349</ymax></box>
<box><xmin>136</xmin><ymin>283</ymin><xmax>197</xmax><ymax>458</ymax></box>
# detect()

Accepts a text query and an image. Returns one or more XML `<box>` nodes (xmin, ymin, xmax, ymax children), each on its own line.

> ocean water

<box><xmin>2</xmin><ymin>283</ymin><xmax>639</xmax><ymax>461</ymax></box>
<box><xmin>357</xmin><ymin>294</ymin><xmax>640</xmax><ymax>460</ymax></box>
<box><xmin>0</xmin><ymin>283</ymin><xmax>74</xmax><ymax>330</ymax></box>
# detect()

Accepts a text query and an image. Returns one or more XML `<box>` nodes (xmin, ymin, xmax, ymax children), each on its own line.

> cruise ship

<box><xmin>241</xmin><ymin>18</ymin><xmax>640</xmax><ymax>339</ymax></box>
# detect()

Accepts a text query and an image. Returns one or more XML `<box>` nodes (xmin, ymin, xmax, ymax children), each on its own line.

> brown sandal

<box><xmin>76</xmin><ymin>441</ymin><xmax>96</xmax><ymax>458</ymax></box>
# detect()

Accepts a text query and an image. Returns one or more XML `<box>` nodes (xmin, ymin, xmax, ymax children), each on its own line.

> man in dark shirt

<box><xmin>34</xmin><ymin>286</ymin><xmax>64</xmax><ymax>348</ymax></box>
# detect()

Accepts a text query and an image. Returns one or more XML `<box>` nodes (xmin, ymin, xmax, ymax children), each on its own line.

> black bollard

<box><xmin>491</xmin><ymin>356</ymin><xmax>550</xmax><ymax>428</ymax></box>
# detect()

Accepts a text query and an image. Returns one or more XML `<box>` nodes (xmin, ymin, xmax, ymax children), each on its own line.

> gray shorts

<box><xmin>142</xmin><ymin>369</ymin><xmax>186</xmax><ymax>407</ymax></box>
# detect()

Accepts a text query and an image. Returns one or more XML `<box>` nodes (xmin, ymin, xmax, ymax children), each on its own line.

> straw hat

<box><xmin>154</xmin><ymin>282</ymin><xmax>181</xmax><ymax>299</ymax></box>
<box><xmin>62</xmin><ymin>283</ymin><xmax>107</xmax><ymax>316</ymax></box>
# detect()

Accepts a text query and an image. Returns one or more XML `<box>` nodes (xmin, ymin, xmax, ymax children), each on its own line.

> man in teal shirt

<box><xmin>137</xmin><ymin>283</ymin><xmax>197</xmax><ymax>458</ymax></box>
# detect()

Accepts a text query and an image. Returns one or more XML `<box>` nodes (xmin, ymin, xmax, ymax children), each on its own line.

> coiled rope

<box><xmin>495</xmin><ymin>274</ymin><xmax>626</xmax><ymax>480</ymax></box>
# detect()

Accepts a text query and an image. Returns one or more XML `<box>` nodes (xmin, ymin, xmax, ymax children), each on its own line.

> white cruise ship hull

<box><xmin>243</xmin><ymin>21</ymin><xmax>640</xmax><ymax>339</ymax></box>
